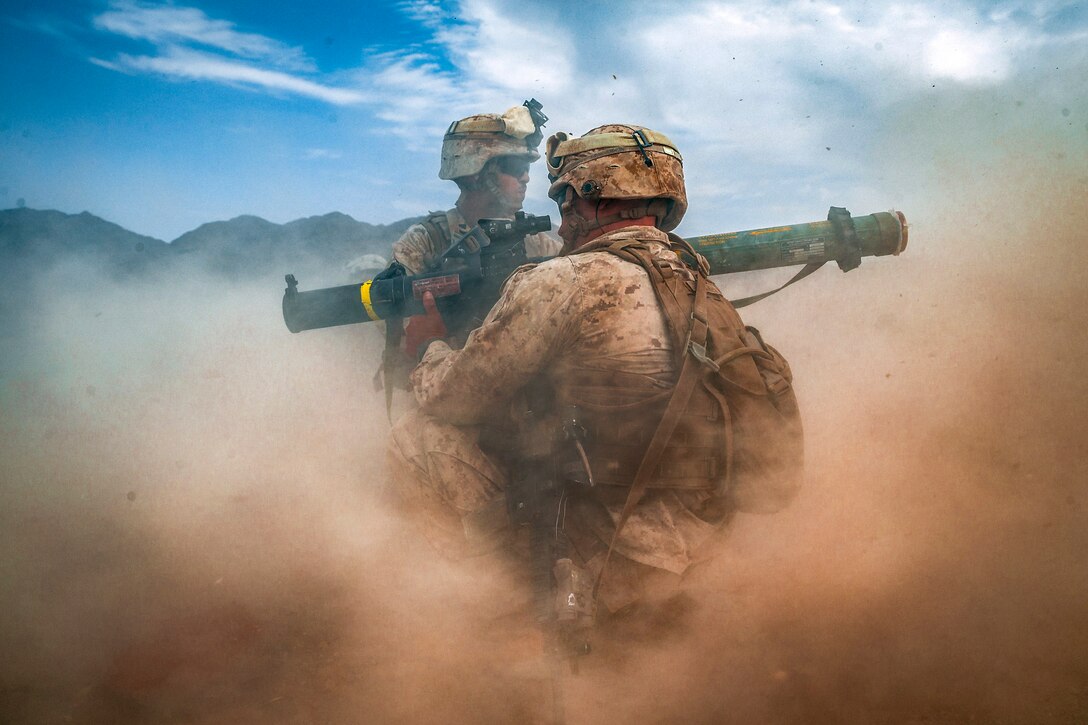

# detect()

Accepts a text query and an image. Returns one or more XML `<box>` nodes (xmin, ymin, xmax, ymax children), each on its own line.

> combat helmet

<box><xmin>545</xmin><ymin>124</ymin><xmax>687</xmax><ymax>232</ymax></box>
<box><xmin>439</xmin><ymin>100</ymin><xmax>547</xmax><ymax>181</ymax></box>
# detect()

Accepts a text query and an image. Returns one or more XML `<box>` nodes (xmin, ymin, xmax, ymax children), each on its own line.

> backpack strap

<box><xmin>419</xmin><ymin>211</ymin><xmax>452</xmax><ymax>270</ymax></box>
<box><xmin>581</xmin><ymin>236</ymin><xmax>776</xmax><ymax>600</ymax></box>
<box><xmin>370</xmin><ymin>261</ymin><xmax>409</xmax><ymax>421</ymax></box>
<box><xmin>593</xmin><ymin>265</ymin><xmax>713</xmax><ymax>601</ymax></box>
<box><xmin>577</xmin><ymin>236</ymin><xmax>693</xmax><ymax>350</ymax></box>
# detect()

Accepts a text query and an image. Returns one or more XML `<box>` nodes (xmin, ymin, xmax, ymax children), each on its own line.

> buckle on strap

<box><xmin>828</xmin><ymin>206</ymin><xmax>861</xmax><ymax>273</ymax></box>
<box><xmin>632</xmin><ymin>129</ymin><xmax>654</xmax><ymax>167</ymax></box>
<box><xmin>687</xmin><ymin>339</ymin><xmax>720</xmax><ymax>371</ymax></box>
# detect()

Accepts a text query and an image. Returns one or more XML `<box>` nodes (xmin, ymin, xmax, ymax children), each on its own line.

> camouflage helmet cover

<box><xmin>439</xmin><ymin>104</ymin><xmax>543</xmax><ymax>180</ymax></box>
<box><xmin>545</xmin><ymin>124</ymin><xmax>687</xmax><ymax>231</ymax></box>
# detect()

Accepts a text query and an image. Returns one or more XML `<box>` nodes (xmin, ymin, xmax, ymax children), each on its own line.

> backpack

<box><xmin>576</xmin><ymin>232</ymin><xmax>804</xmax><ymax>590</ymax></box>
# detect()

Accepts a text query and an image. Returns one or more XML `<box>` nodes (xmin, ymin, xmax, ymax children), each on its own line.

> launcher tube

<box><xmin>691</xmin><ymin>211</ymin><xmax>907</xmax><ymax>276</ymax></box>
<box><xmin>283</xmin><ymin>209</ymin><xmax>907</xmax><ymax>333</ymax></box>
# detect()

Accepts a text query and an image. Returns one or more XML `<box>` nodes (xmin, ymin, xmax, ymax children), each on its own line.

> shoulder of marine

<box><xmin>392</xmin><ymin>207</ymin><xmax>469</xmax><ymax>274</ymax></box>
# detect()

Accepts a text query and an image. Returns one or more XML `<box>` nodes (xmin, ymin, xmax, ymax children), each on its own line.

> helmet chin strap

<box><xmin>482</xmin><ymin>170</ymin><xmax>521</xmax><ymax>217</ymax></box>
<box><xmin>558</xmin><ymin>190</ymin><xmax>669</xmax><ymax>250</ymax></box>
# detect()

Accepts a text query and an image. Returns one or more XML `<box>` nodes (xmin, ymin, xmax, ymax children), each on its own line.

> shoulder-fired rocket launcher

<box><xmin>281</xmin><ymin>206</ymin><xmax>907</xmax><ymax>334</ymax></box>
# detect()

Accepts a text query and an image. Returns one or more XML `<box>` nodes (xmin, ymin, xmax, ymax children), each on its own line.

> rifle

<box><xmin>496</xmin><ymin>397</ymin><xmax>595</xmax><ymax>724</ymax></box>
<box><xmin>282</xmin><ymin>206</ymin><xmax>907</xmax><ymax>335</ymax></box>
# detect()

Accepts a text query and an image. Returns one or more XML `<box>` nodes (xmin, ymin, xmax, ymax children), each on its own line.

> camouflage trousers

<box><xmin>386</xmin><ymin>409</ymin><xmax>713</xmax><ymax>613</ymax></box>
<box><xmin>387</xmin><ymin>409</ymin><xmax>512</xmax><ymax>557</ymax></box>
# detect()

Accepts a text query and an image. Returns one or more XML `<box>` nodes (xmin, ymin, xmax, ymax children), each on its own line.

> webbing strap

<box><xmin>593</xmin><ymin>270</ymin><xmax>710</xmax><ymax>601</ymax></box>
<box><xmin>551</xmin><ymin>130</ymin><xmax>682</xmax><ymax>160</ymax></box>
<box><xmin>828</xmin><ymin>206</ymin><xmax>861</xmax><ymax>272</ymax></box>
<box><xmin>728</xmin><ymin>206</ymin><xmax>860</xmax><ymax>308</ymax></box>
<box><xmin>382</xmin><ymin>318</ymin><xmax>403</xmax><ymax>421</ymax></box>
<box><xmin>595</xmin><ymin>239</ymin><xmax>691</xmax><ymax>348</ymax></box>
<box><xmin>729</xmin><ymin>261</ymin><xmax>824</xmax><ymax>309</ymax></box>
<box><xmin>420</xmin><ymin>212</ymin><xmax>450</xmax><ymax>269</ymax></box>
<box><xmin>447</xmin><ymin>117</ymin><xmax>506</xmax><ymax>135</ymax></box>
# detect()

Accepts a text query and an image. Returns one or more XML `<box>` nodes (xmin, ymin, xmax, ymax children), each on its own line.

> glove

<box><xmin>404</xmin><ymin>290</ymin><xmax>448</xmax><ymax>361</ymax></box>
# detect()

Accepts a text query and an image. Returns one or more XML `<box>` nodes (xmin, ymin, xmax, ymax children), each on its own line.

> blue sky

<box><xmin>2</xmin><ymin>0</ymin><xmax>1086</xmax><ymax>242</ymax></box>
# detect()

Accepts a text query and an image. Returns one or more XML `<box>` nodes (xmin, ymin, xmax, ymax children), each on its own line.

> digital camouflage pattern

<box><xmin>439</xmin><ymin>104</ymin><xmax>542</xmax><ymax>181</ymax></box>
<box><xmin>545</xmin><ymin>124</ymin><xmax>688</xmax><ymax>237</ymax></box>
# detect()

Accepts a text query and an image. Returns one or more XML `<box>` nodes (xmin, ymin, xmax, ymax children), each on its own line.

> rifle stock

<box><xmin>282</xmin><ymin>207</ymin><xmax>907</xmax><ymax>334</ymax></box>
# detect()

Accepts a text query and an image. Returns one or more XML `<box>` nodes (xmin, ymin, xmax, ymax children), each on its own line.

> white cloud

<box><xmin>545</xmin><ymin>0</ymin><xmax>1055</xmax><ymax>171</ymax></box>
<box><xmin>87</xmin><ymin>0</ymin><xmax>568</xmax><ymax>127</ymax></box>
<box><xmin>925</xmin><ymin>28</ymin><xmax>1012</xmax><ymax>82</ymax></box>
<box><xmin>347</xmin><ymin>52</ymin><xmax>467</xmax><ymax>147</ymax></box>
<box><xmin>340</xmin><ymin>0</ymin><xmax>573</xmax><ymax>150</ymax></box>
<box><xmin>103</xmin><ymin>46</ymin><xmax>367</xmax><ymax>105</ymax></box>
<box><xmin>89</xmin><ymin>2</ymin><xmax>365</xmax><ymax>106</ymax></box>
<box><xmin>94</xmin><ymin>0</ymin><xmax>315</xmax><ymax>72</ymax></box>
<box><xmin>79</xmin><ymin>0</ymin><xmax>1086</xmax><ymax>230</ymax></box>
<box><xmin>303</xmin><ymin>148</ymin><xmax>343</xmax><ymax>160</ymax></box>
<box><xmin>397</xmin><ymin>0</ymin><xmax>450</xmax><ymax>30</ymax></box>
<box><xmin>393</xmin><ymin>0</ymin><xmax>1079</xmax><ymax>233</ymax></box>
<box><xmin>439</xmin><ymin>0</ymin><xmax>573</xmax><ymax>97</ymax></box>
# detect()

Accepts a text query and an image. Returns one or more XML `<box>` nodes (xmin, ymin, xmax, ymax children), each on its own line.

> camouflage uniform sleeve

<box><xmin>391</xmin><ymin>223</ymin><xmax>441</xmax><ymax>276</ymax></box>
<box><xmin>411</xmin><ymin>259</ymin><xmax>582</xmax><ymax>425</ymax></box>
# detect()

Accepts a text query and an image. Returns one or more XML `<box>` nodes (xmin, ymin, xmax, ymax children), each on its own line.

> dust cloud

<box><xmin>3</xmin><ymin>120</ymin><xmax>1088</xmax><ymax>724</ymax></box>
<box><xmin>0</xmin><ymin>256</ymin><xmax>549</xmax><ymax>723</ymax></box>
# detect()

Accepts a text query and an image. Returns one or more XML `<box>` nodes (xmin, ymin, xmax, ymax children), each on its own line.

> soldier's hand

<box><xmin>404</xmin><ymin>290</ymin><xmax>449</xmax><ymax>361</ymax></box>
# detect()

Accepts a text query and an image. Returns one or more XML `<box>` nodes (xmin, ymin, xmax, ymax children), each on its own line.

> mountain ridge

<box><xmin>0</xmin><ymin>207</ymin><xmax>420</xmax><ymax>282</ymax></box>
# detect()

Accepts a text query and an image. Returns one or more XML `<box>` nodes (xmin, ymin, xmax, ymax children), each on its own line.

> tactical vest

<box><xmin>418</xmin><ymin>211</ymin><xmax>452</xmax><ymax>265</ymax></box>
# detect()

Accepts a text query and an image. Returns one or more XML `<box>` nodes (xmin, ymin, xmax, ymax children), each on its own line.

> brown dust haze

<box><xmin>2</xmin><ymin>106</ymin><xmax>1088</xmax><ymax>722</ymax></box>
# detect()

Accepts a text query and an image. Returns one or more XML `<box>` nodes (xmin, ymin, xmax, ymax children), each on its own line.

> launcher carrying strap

<box><xmin>728</xmin><ymin>262</ymin><xmax>823</xmax><ymax>309</ymax></box>
<box><xmin>726</xmin><ymin>205</ymin><xmax>861</xmax><ymax>309</ymax></box>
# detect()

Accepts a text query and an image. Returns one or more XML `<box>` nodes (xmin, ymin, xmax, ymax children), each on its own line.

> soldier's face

<box><xmin>493</xmin><ymin>156</ymin><xmax>530</xmax><ymax>210</ymax></box>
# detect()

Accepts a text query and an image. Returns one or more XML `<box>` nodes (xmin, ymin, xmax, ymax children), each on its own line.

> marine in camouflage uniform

<box><xmin>378</xmin><ymin>103</ymin><xmax>560</xmax><ymax>397</ymax></box>
<box><xmin>391</xmin><ymin>102</ymin><xmax>561</xmax><ymax>276</ymax></box>
<box><xmin>388</xmin><ymin>124</ymin><xmax>800</xmax><ymax>613</ymax></box>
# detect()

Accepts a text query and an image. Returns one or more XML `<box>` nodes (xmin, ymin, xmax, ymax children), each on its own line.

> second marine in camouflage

<box><xmin>391</xmin><ymin>101</ymin><xmax>560</xmax><ymax>276</ymax></box>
